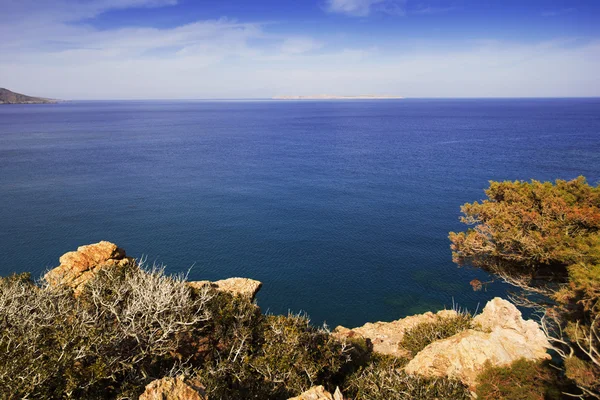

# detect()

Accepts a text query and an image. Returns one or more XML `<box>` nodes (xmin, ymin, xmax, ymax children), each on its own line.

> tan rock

<box><xmin>44</xmin><ymin>241</ymin><xmax>135</xmax><ymax>294</ymax></box>
<box><xmin>288</xmin><ymin>385</ymin><xmax>343</xmax><ymax>400</ymax></box>
<box><xmin>139</xmin><ymin>376</ymin><xmax>207</xmax><ymax>400</ymax></box>
<box><xmin>188</xmin><ymin>277</ymin><xmax>262</xmax><ymax>301</ymax></box>
<box><xmin>333</xmin><ymin>309</ymin><xmax>458</xmax><ymax>358</ymax></box>
<box><xmin>404</xmin><ymin>297</ymin><xmax>550</xmax><ymax>388</ymax></box>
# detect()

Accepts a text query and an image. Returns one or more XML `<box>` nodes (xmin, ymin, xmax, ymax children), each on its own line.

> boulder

<box><xmin>139</xmin><ymin>376</ymin><xmax>207</xmax><ymax>400</ymax></box>
<box><xmin>333</xmin><ymin>309</ymin><xmax>458</xmax><ymax>358</ymax></box>
<box><xmin>404</xmin><ymin>297</ymin><xmax>550</xmax><ymax>388</ymax></box>
<box><xmin>287</xmin><ymin>385</ymin><xmax>343</xmax><ymax>400</ymax></box>
<box><xmin>44</xmin><ymin>241</ymin><xmax>135</xmax><ymax>294</ymax></box>
<box><xmin>188</xmin><ymin>277</ymin><xmax>262</xmax><ymax>301</ymax></box>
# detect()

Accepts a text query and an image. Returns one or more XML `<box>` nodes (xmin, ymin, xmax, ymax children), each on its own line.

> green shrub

<box><xmin>345</xmin><ymin>354</ymin><xmax>469</xmax><ymax>400</ymax></box>
<box><xmin>400</xmin><ymin>312</ymin><xmax>473</xmax><ymax>357</ymax></box>
<box><xmin>198</xmin><ymin>313</ymin><xmax>365</xmax><ymax>399</ymax></box>
<box><xmin>475</xmin><ymin>358</ymin><xmax>563</xmax><ymax>400</ymax></box>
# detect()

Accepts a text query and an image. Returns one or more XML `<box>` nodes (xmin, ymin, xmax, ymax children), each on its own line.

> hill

<box><xmin>0</xmin><ymin>88</ymin><xmax>57</xmax><ymax>104</ymax></box>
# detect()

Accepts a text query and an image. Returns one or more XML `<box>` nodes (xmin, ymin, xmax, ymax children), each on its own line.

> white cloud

<box><xmin>411</xmin><ymin>6</ymin><xmax>455</xmax><ymax>15</ymax></box>
<box><xmin>324</xmin><ymin>0</ymin><xmax>405</xmax><ymax>17</ymax></box>
<box><xmin>280</xmin><ymin>37</ymin><xmax>323</xmax><ymax>54</ymax></box>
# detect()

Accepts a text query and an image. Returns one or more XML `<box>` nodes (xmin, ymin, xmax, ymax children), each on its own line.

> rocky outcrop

<box><xmin>287</xmin><ymin>386</ymin><xmax>343</xmax><ymax>400</ymax></box>
<box><xmin>44</xmin><ymin>241</ymin><xmax>134</xmax><ymax>294</ymax></box>
<box><xmin>139</xmin><ymin>376</ymin><xmax>207</xmax><ymax>400</ymax></box>
<box><xmin>404</xmin><ymin>297</ymin><xmax>550</xmax><ymax>388</ymax></box>
<box><xmin>333</xmin><ymin>309</ymin><xmax>458</xmax><ymax>358</ymax></box>
<box><xmin>188</xmin><ymin>277</ymin><xmax>262</xmax><ymax>301</ymax></box>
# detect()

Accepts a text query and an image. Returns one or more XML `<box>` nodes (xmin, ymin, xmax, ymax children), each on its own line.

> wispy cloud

<box><xmin>0</xmin><ymin>0</ymin><xmax>178</xmax><ymax>24</ymax></box>
<box><xmin>324</xmin><ymin>0</ymin><xmax>406</xmax><ymax>17</ymax></box>
<box><xmin>541</xmin><ymin>8</ymin><xmax>576</xmax><ymax>17</ymax></box>
<box><xmin>280</xmin><ymin>37</ymin><xmax>323</xmax><ymax>54</ymax></box>
<box><xmin>411</xmin><ymin>6</ymin><xmax>455</xmax><ymax>15</ymax></box>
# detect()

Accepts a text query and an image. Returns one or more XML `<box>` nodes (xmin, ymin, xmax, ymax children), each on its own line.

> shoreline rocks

<box><xmin>44</xmin><ymin>241</ymin><xmax>134</xmax><ymax>294</ymax></box>
<box><xmin>333</xmin><ymin>309</ymin><xmax>459</xmax><ymax>358</ymax></box>
<box><xmin>404</xmin><ymin>297</ymin><xmax>550</xmax><ymax>388</ymax></box>
<box><xmin>188</xmin><ymin>277</ymin><xmax>262</xmax><ymax>301</ymax></box>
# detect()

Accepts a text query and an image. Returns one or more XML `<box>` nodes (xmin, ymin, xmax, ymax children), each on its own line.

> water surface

<box><xmin>1</xmin><ymin>99</ymin><xmax>599</xmax><ymax>327</ymax></box>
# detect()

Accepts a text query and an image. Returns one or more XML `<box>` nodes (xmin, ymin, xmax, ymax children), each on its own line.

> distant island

<box><xmin>273</xmin><ymin>94</ymin><xmax>404</xmax><ymax>100</ymax></box>
<box><xmin>0</xmin><ymin>88</ymin><xmax>58</xmax><ymax>104</ymax></box>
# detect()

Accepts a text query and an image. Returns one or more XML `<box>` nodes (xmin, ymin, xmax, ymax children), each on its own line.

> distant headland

<box><xmin>273</xmin><ymin>94</ymin><xmax>404</xmax><ymax>100</ymax></box>
<box><xmin>0</xmin><ymin>88</ymin><xmax>58</xmax><ymax>104</ymax></box>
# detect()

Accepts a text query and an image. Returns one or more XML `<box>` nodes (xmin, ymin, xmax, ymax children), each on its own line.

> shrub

<box><xmin>344</xmin><ymin>354</ymin><xmax>470</xmax><ymax>400</ymax></box>
<box><xmin>0</xmin><ymin>264</ymin><xmax>214</xmax><ymax>399</ymax></box>
<box><xmin>198</xmin><ymin>313</ymin><xmax>364</xmax><ymax>399</ymax></box>
<box><xmin>475</xmin><ymin>358</ymin><xmax>563</xmax><ymax>400</ymax></box>
<box><xmin>400</xmin><ymin>312</ymin><xmax>473</xmax><ymax>357</ymax></box>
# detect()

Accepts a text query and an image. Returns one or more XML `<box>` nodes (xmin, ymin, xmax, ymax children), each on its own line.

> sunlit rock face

<box><xmin>333</xmin><ymin>309</ymin><xmax>459</xmax><ymax>358</ymax></box>
<box><xmin>404</xmin><ymin>297</ymin><xmax>551</xmax><ymax>388</ymax></box>
<box><xmin>139</xmin><ymin>376</ymin><xmax>207</xmax><ymax>400</ymax></box>
<box><xmin>188</xmin><ymin>277</ymin><xmax>262</xmax><ymax>301</ymax></box>
<box><xmin>44</xmin><ymin>241</ymin><xmax>134</xmax><ymax>294</ymax></box>
<box><xmin>287</xmin><ymin>385</ymin><xmax>343</xmax><ymax>400</ymax></box>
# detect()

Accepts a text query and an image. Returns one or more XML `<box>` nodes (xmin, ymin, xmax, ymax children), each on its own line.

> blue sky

<box><xmin>1</xmin><ymin>0</ymin><xmax>599</xmax><ymax>99</ymax></box>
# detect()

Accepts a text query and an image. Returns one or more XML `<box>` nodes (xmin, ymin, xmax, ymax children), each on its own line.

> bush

<box><xmin>400</xmin><ymin>312</ymin><xmax>473</xmax><ymax>357</ymax></box>
<box><xmin>475</xmin><ymin>358</ymin><xmax>563</xmax><ymax>400</ymax></box>
<box><xmin>198</xmin><ymin>312</ymin><xmax>366</xmax><ymax>399</ymax></box>
<box><xmin>344</xmin><ymin>354</ymin><xmax>470</xmax><ymax>400</ymax></box>
<box><xmin>0</xmin><ymin>264</ymin><xmax>214</xmax><ymax>399</ymax></box>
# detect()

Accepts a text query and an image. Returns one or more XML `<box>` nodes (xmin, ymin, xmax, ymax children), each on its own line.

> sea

<box><xmin>1</xmin><ymin>98</ymin><xmax>599</xmax><ymax>328</ymax></box>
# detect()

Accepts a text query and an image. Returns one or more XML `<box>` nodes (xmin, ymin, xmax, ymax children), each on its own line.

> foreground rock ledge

<box><xmin>404</xmin><ymin>297</ymin><xmax>551</xmax><ymax>388</ymax></box>
<box><xmin>139</xmin><ymin>376</ymin><xmax>207</xmax><ymax>400</ymax></box>
<box><xmin>288</xmin><ymin>385</ymin><xmax>343</xmax><ymax>400</ymax></box>
<box><xmin>44</xmin><ymin>241</ymin><xmax>134</xmax><ymax>294</ymax></box>
<box><xmin>188</xmin><ymin>277</ymin><xmax>262</xmax><ymax>301</ymax></box>
<box><xmin>333</xmin><ymin>309</ymin><xmax>459</xmax><ymax>358</ymax></box>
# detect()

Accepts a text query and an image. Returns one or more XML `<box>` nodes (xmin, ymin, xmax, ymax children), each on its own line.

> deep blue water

<box><xmin>1</xmin><ymin>99</ymin><xmax>599</xmax><ymax>327</ymax></box>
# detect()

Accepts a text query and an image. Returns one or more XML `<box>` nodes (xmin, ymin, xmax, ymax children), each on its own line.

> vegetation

<box><xmin>0</xmin><ymin>265</ymin><xmax>214</xmax><ymax>399</ymax></box>
<box><xmin>450</xmin><ymin>177</ymin><xmax>600</xmax><ymax>398</ymax></box>
<box><xmin>345</xmin><ymin>354</ymin><xmax>470</xmax><ymax>400</ymax></box>
<box><xmin>475</xmin><ymin>358</ymin><xmax>564</xmax><ymax>400</ymax></box>
<box><xmin>0</xmin><ymin>265</ymin><xmax>372</xmax><ymax>399</ymax></box>
<box><xmin>399</xmin><ymin>312</ymin><xmax>473</xmax><ymax>357</ymax></box>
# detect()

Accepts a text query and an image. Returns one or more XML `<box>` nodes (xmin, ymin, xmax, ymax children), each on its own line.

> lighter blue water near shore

<box><xmin>1</xmin><ymin>99</ymin><xmax>599</xmax><ymax>327</ymax></box>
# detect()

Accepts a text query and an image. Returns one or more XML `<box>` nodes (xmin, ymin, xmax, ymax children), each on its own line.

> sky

<box><xmin>1</xmin><ymin>0</ymin><xmax>599</xmax><ymax>99</ymax></box>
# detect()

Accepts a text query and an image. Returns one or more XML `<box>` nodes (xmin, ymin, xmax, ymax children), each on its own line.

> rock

<box><xmin>288</xmin><ymin>385</ymin><xmax>343</xmax><ymax>400</ymax></box>
<box><xmin>139</xmin><ymin>376</ymin><xmax>207</xmax><ymax>400</ymax></box>
<box><xmin>44</xmin><ymin>241</ymin><xmax>134</xmax><ymax>294</ymax></box>
<box><xmin>333</xmin><ymin>309</ymin><xmax>458</xmax><ymax>358</ymax></box>
<box><xmin>188</xmin><ymin>277</ymin><xmax>262</xmax><ymax>301</ymax></box>
<box><xmin>404</xmin><ymin>297</ymin><xmax>550</xmax><ymax>388</ymax></box>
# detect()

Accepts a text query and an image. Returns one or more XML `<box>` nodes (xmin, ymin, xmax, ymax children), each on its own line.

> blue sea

<box><xmin>1</xmin><ymin>99</ymin><xmax>599</xmax><ymax>327</ymax></box>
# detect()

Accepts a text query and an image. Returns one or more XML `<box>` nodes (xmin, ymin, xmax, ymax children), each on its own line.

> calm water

<box><xmin>1</xmin><ymin>99</ymin><xmax>599</xmax><ymax>327</ymax></box>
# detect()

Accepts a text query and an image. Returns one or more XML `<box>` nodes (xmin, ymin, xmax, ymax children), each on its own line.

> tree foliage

<box><xmin>450</xmin><ymin>177</ymin><xmax>600</xmax><ymax>397</ymax></box>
